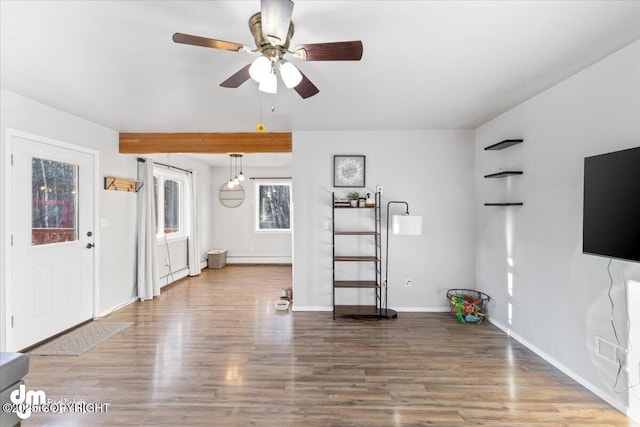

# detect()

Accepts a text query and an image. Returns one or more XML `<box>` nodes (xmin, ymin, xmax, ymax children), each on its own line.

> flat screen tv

<box><xmin>583</xmin><ymin>146</ymin><xmax>640</xmax><ymax>263</ymax></box>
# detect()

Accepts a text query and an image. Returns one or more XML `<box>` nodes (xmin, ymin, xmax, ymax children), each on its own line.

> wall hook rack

<box><xmin>104</xmin><ymin>177</ymin><xmax>144</xmax><ymax>192</ymax></box>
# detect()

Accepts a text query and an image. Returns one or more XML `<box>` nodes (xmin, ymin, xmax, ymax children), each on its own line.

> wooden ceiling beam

<box><xmin>119</xmin><ymin>132</ymin><xmax>292</xmax><ymax>154</ymax></box>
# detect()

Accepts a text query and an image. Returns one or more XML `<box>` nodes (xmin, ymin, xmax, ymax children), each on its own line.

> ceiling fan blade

<box><xmin>260</xmin><ymin>0</ymin><xmax>294</xmax><ymax>46</ymax></box>
<box><xmin>173</xmin><ymin>32</ymin><xmax>248</xmax><ymax>52</ymax></box>
<box><xmin>220</xmin><ymin>64</ymin><xmax>252</xmax><ymax>88</ymax></box>
<box><xmin>293</xmin><ymin>71</ymin><xmax>319</xmax><ymax>99</ymax></box>
<box><xmin>292</xmin><ymin>41</ymin><xmax>363</xmax><ymax>61</ymax></box>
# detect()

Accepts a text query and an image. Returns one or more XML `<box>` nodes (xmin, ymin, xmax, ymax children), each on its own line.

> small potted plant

<box><xmin>347</xmin><ymin>191</ymin><xmax>359</xmax><ymax>207</ymax></box>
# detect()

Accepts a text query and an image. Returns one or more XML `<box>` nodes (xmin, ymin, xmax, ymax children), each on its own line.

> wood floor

<box><xmin>23</xmin><ymin>265</ymin><xmax>635</xmax><ymax>426</ymax></box>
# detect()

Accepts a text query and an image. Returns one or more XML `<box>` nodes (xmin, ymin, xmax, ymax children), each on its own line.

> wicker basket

<box><xmin>446</xmin><ymin>289</ymin><xmax>490</xmax><ymax>323</ymax></box>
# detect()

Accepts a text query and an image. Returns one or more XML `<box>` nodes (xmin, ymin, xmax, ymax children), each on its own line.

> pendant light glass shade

<box><xmin>279</xmin><ymin>61</ymin><xmax>303</xmax><ymax>88</ymax></box>
<box><xmin>249</xmin><ymin>56</ymin><xmax>272</xmax><ymax>82</ymax></box>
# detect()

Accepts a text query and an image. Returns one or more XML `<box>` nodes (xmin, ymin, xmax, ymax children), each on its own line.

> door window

<box><xmin>31</xmin><ymin>157</ymin><xmax>78</xmax><ymax>246</ymax></box>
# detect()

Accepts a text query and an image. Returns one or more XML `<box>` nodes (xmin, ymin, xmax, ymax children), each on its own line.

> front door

<box><xmin>10</xmin><ymin>133</ymin><xmax>95</xmax><ymax>351</ymax></box>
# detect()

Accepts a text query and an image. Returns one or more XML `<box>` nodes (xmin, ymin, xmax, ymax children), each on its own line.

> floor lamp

<box><xmin>382</xmin><ymin>201</ymin><xmax>423</xmax><ymax>319</ymax></box>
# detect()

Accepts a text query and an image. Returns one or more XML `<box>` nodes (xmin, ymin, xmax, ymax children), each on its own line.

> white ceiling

<box><xmin>2</xmin><ymin>1</ymin><xmax>640</xmax><ymax>153</ymax></box>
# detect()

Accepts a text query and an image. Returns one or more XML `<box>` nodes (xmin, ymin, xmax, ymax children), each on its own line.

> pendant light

<box><xmin>229</xmin><ymin>153</ymin><xmax>244</xmax><ymax>187</ymax></box>
<box><xmin>227</xmin><ymin>155</ymin><xmax>235</xmax><ymax>188</ymax></box>
<box><xmin>238</xmin><ymin>155</ymin><xmax>245</xmax><ymax>181</ymax></box>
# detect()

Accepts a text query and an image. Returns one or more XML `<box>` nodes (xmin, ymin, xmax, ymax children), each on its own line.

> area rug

<box><xmin>30</xmin><ymin>322</ymin><xmax>134</xmax><ymax>356</ymax></box>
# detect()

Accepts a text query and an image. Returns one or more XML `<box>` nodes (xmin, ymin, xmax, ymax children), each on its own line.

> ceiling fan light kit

<box><xmin>279</xmin><ymin>60</ymin><xmax>302</xmax><ymax>88</ymax></box>
<box><xmin>258</xmin><ymin>72</ymin><xmax>278</xmax><ymax>94</ymax></box>
<box><xmin>173</xmin><ymin>0</ymin><xmax>363</xmax><ymax>99</ymax></box>
<box><xmin>248</xmin><ymin>56</ymin><xmax>272</xmax><ymax>82</ymax></box>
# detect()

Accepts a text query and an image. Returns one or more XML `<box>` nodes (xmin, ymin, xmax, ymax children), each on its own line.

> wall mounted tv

<box><xmin>583</xmin><ymin>146</ymin><xmax>640</xmax><ymax>263</ymax></box>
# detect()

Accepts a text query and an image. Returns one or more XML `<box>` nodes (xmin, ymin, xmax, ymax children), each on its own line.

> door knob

<box><xmin>86</xmin><ymin>243</ymin><xmax>95</xmax><ymax>249</ymax></box>
<box><xmin>87</xmin><ymin>231</ymin><xmax>93</xmax><ymax>237</ymax></box>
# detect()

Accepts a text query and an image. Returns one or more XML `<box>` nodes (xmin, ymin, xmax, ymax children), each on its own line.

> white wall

<box><xmin>0</xmin><ymin>90</ymin><xmax>215</xmax><ymax>350</ymax></box>
<box><xmin>210</xmin><ymin>165</ymin><xmax>292</xmax><ymax>264</ymax></box>
<box><xmin>475</xmin><ymin>40</ymin><xmax>640</xmax><ymax>420</ymax></box>
<box><xmin>98</xmin><ymin>152</ymin><xmax>139</xmax><ymax>312</ymax></box>
<box><xmin>292</xmin><ymin>130</ymin><xmax>475</xmax><ymax>311</ymax></box>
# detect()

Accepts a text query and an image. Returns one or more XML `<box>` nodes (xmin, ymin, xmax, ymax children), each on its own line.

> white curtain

<box><xmin>187</xmin><ymin>171</ymin><xmax>201</xmax><ymax>276</ymax></box>
<box><xmin>136</xmin><ymin>158</ymin><xmax>160</xmax><ymax>300</ymax></box>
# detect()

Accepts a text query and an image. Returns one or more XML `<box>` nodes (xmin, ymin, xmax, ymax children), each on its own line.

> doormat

<box><xmin>30</xmin><ymin>322</ymin><xmax>134</xmax><ymax>356</ymax></box>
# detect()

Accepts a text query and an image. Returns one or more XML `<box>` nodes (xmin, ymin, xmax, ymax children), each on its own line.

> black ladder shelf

<box><xmin>332</xmin><ymin>191</ymin><xmax>382</xmax><ymax>319</ymax></box>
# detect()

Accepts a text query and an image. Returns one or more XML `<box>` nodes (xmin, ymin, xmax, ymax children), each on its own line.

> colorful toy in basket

<box><xmin>446</xmin><ymin>289</ymin><xmax>490</xmax><ymax>323</ymax></box>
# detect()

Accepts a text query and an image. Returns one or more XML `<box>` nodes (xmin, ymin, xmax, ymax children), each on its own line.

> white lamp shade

<box><xmin>392</xmin><ymin>215</ymin><xmax>422</xmax><ymax>236</ymax></box>
<box><xmin>249</xmin><ymin>56</ymin><xmax>271</xmax><ymax>82</ymax></box>
<box><xmin>258</xmin><ymin>72</ymin><xmax>278</xmax><ymax>94</ymax></box>
<box><xmin>279</xmin><ymin>61</ymin><xmax>303</xmax><ymax>88</ymax></box>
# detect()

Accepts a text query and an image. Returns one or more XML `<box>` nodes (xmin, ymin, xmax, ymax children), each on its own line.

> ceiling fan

<box><xmin>173</xmin><ymin>0</ymin><xmax>363</xmax><ymax>99</ymax></box>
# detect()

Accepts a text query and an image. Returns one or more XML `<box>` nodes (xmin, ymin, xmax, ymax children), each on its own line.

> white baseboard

<box><xmin>489</xmin><ymin>318</ymin><xmax>639</xmax><ymax>423</ymax></box>
<box><xmin>395</xmin><ymin>306</ymin><xmax>449</xmax><ymax>312</ymax></box>
<box><xmin>95</xmin><ymin>266</ymin><xmax>191</xmax><ymax>319</ymax></box>
<box><xmin>291</xmin><ymin>306</ymin><xmax>332</xmax><ymax>312</ymax></box>
<box><xmin>291</xmin><ymin>306</ymin><xmax>449</xmax><ymax>313</ymax></box>
<box><xmin>199</xmin><ymin>260</ymin><xmax>207</xmax><ymax>269</ymax></box>
<box><xmin>160</xmin><ymin>267</ymin><xmax>189</xmax><ymax>287</ymax></box>
<box><xmin>94</xmin><ymin>297</ymin><xmax>137</xmax><ymax>319</ymax></box>
<box><xmin>227</xmin><ymin>256</ymin><xmax>292</xmax><ymax>264</ymax></box>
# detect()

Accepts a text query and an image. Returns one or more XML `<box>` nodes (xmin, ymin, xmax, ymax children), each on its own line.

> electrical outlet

<box><xmin>595</xmin><ymin>335</ymin><xmax>620</xmax><ymax>364</ymax></box>
<box><xmin>405</xmin><ymin>278</ymin><xmax>412</xmax><ymax>287</ymax></box>
<box><xmin>376</xmin><ymin>185</ymin><xmax>383</xmax><ymax>194</ymax></box>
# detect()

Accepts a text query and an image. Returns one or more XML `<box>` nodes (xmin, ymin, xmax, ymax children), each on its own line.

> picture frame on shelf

<box><xmin>334</xmin><ymin>155</ymin><xmax>365</xmax><ymax>188</ymax></box>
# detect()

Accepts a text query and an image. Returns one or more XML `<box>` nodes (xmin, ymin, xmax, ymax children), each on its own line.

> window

<box><xmin>163</xmin><ymin>179</ymin><xmax>180</xmax><ymax>233</ymax></box>
<box><xmin>31</xmin><ymin>157</ymin><xmax>78</xmax><ymax>245</ymax></box>
<box><xmin>154</xmin><ymin>167</ymin><xmax>186</xmax><ymax>238</ymax></box>
<box><xmin>255</xmin><ymin>181</ymin><xmax>291</xmax><ymax>232</ymax></box>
